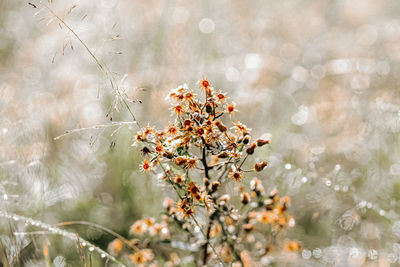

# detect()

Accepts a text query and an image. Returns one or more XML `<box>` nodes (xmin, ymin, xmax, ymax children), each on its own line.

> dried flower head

<box><xmin>114</xmin><ymin>78</ymin><xmax>297</xmax><ymax>266</ymax></box>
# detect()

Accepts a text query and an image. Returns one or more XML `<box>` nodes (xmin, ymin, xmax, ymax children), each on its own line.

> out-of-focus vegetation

<box><xmin>1</xmin><ymin>0</ymin><xmax>400</xmax><ymax>266</ymax></box>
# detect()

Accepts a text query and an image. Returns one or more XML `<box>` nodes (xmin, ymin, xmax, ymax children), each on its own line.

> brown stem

<box><xmin>200</xmin><ymin>137</ymin><xmax>210</xmax><ymax>179</ymax></box>
<box><xmin>202</xmin><ymin>222</ymin><xmax>212</xmax><ymax>265</ymax></box>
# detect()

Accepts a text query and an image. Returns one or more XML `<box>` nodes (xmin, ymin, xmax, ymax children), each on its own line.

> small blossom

<box><xmin>215</xmin><ymin>90</ymin><xmax>227</xmax><ymax>102</ymax></box>
<box><xmin>187</xmin><ymin>181</ymin><xmax>202</xmax><ymax>201</ymax></box>
<box><xmin>140</xmin><ymin>158</ymin><xmax>152</xmax><ymax>172</ymax></box>
<box><xmin>228</xmin><ymin>168</ymin><xmax>244</xmax><ymax>182</ymax></box>
<box><xmin>129</xmin><ymin>249</ymin><xmax>154</xmax><ymax>264</ymax></box>
<box><xmin>183</xmin><ymin>205</ymin><xmax>195</xmax><ymax>218</ymax></box>
<box><xmin>172</xmin><ymin>104</ymin><xmax>184</xmax><ymax>116</ymax></box>
<box><xmin>284</xmin><ymin>241</ymin><xmax>302</xmax><ymax>252</ymax></box>
<box><xmin>174</xmin><ymin>175</ymin><xmax>185</xmax><ymax>184</ymax></box>
<box><xmin>232</xmin><ymin>121</ymin><xmax>251</xmax><ymax>135</ymax></box>
<box><xmin>108</xmin><ymin>239</ymin><xmax>123</xmax><ymax>255</ymax></box>
<box><xmin>130</xmin><ymin>220</ymin><xmax>146</xmax><ymax>235</ymax></box>
<box><xmin>226</xmin><ymin>101</ymin><xmax>237</xmax><ymax>116</ymax></box>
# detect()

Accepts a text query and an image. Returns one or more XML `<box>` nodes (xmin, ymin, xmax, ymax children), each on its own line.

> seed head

<box><xmin>256</xmin><ymin>138</ymin><xmax>270</xmax><ymax>147</ymax></box>
<box><xmin>254</xmin><ymin>161</ymin><xmax>268</xmax><ymax>172</ymax></box>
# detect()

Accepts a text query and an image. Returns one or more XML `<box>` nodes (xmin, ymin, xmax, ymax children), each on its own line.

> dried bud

<box><xmin>243</xmin><ymin>135</ymin><xmax>250</xmax><ymax>145</ymax></box>
<box><xmin>254</xmin><ymin>161</ymin><xmax>268</xmax><ymax>172</ymax></box>
<box><xmin>141</xmin><ymin>146</ymin><xmax>151</xmax><ymax>155</ymax></box>
<box><xmin>210</xmin><ymin>181</ymin><xmax>221</xmax><ymax>193</ymax></box>
<box><xmin>163</xmin><ymin>197</ymin><xmax>174</xmax><ymax>210</ymax></box>
<box><xmin>174</xmin><ymin>156</ymin><xmax>187</xmax><ymax>166</ymax></box>
<box><xmin>250</xmin><ymin>177</ymin><xmax>264</xmax><ymax>193</ymax></box>
<box><xmin>269</xmin><ymin>189</ymin><xmax>278</xmax><ymax>199</ymax></box>
<box><xmin>217</xmin><ymin>152</ymin><xmax>229</xmax><ymax>158</ymax></box>
<box><xmin>214</xmin><ymin>120</ymin><xmax>227</xmax><ymax>132</ymax></box>
<box><xmin>205</xmin><ymin>103</ymin><xmax>213</xmax><ymax>114</ymax></box>
<box><xmin>217</xmin><ymin>194</ymin><xmax>231</xmax><ymax>205</ymax></box>
<box><xmin>256</xmin><ymin>139</ymin><xmax>270</xmax><ymax>147</ymax></box>
<box><xmin>243</xmin><ymin>223</ymin><xmax>254</xmax><ymax>232</ymax></box>
<box><xmin>162</xmin><ymin>151</ymin><xmax>174</xmax><ymax>159</ymax></box>
<box><xmin>246</xmin><ymin>142</ymin><xmax>257</xmax><ymax>155</ymax></box>
<box><xmin>203</xmin><ymin>178</ymin><xmax>210</xmax><ymax>187</ymax></box>
<box><xmin>264</xmin><ymin>199</ymin><xmax>274</xmax><ymax>210</ymax></box>
<box><xmin>240</xmin><ymin>192</ymin><xmax>250</xmax><ymax>205</ymax></box>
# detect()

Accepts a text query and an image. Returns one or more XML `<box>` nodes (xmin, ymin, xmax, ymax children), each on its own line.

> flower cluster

<box><xmin>109</xmin><ymin>78</ymin><xmax>299</xmax><ymax>266</ymax></box>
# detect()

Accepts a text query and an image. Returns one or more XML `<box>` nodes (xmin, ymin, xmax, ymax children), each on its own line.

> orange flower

<box><xmin>198</xmin><ymin>76</ymin><xmax>213</xmax><ymax>96</ymax></box>
<box><xmin>228</xmin><ymin>169</ymin><xmax>243</xmax><ymax>182</ymax></box>
<box><xmin>198</xmin><ymin>76</ymin><xmax>211</xmax><ymax>90</ymax></box>
<box><xmin>155</xmin><ymin>143</ymin><xmax>164</xmax><ymax>153</ymax></box>
<box><xmin>129</xmin><ymin>249</ymin><xmax>154</xmax><ymax>264</ymax></box>
<box><xmin>232</xmin><ymin>121</ymin><xmax>251</xmax><ymax>135</ymax></box>
<box><xmin>135</xmin><ymin>131</ymin><xmax>145</xmax><ymax>143</ymax></box>
<box><xmin>143</xmin><ymin>125</ymin><xmax>154</xmax><ymax>136</ymax></box>
<box><xmin>174</xmin><ymin>175</ymin><xmax>185</xmax><ymax>184</ymax></box>
<box><xmin>130</xmin><ymin>220</ymin><xmax>146</xmax><ymax>235</ymax></box>
<box><xmin>176</xmin><ymin>198</ymin><xmax>189</xmax><ymax>213</ymax></box>
<box><xmin>167</xmin><ymin>124</ymin><xmax>179</xmax><ymax>136</ymax></box>
<box><xmin>108</xmin><ymin>239</ymin><xmax>123</xmax><ymax>255</ymax></box>
<box><xmin>184</xmin><ymin>91</ymin><xmax>196</xmax><ymax>102</ymax></box>
<box><xmin>174</xmin><ymin>156</ymin><xmax>187</xmax><ymax>167</ymax></box>
<box><xmin>173</xmin><ymin>104</ymin><xmax>184</xmax><ymax>116</ymax></box>
<box><xmin>187</xmin><ymin>181</ymin><xmax>202</xmax><ymax>201</ymax></box>
<box><xmin>176</xmin><ymin>199</ymin><xmax>195</xmax><ymax>218</ymax></box>
<box><xmin>210</xmin><ymin>223</ymin><xmax>222</xmax><ymax>237</ymax></box>
<box><xmin>195</xmin><ymin>127</ymin><xmax>205</xmax><ymax>136</ymax></box>
<box><xmin>226</xmin><ymin>101</ymin><xmax>237</xmax><ymax>116</ymax></box>
<box><xmin>185</xmin><ymin>157</ymin><xmax>198</xmax><ymax>169</ymax></box>
<box><xmin>259</xmin><ymin>211</ymin><xmax>278</xmax><ymax>224</ymax></box>
<box><xmin>155</xmin><ymin>130</ymin><xmax>166</xmax><ymax>141</ymax></box>
<box><xmin>140</xmin><ymin>158</ymin><xmax>152</xmax><ymax>172</ymax></box>
<box><xmin>183</xmin><ymin>205</ymin><xmax>195</xmax><ymax>218</ymax></box>
<box><xmin>284</xmin><ymin>241</ymin><xmax>302</xmax><ymax>252</ymax></box>
<box><xmin>216</xmin><ymin>90</ymin><xmax>227</xmax><ymax>102</ymax></box>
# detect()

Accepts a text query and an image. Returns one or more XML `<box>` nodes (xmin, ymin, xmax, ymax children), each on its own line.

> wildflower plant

<box><xmin>110</xmin><ymin>78</ymin><xmax>300</xmax><ymax>266</ymax></box>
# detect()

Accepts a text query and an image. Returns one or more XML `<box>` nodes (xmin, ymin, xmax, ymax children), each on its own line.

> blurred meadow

<box><xmin>1</xmin><ymin>0</ymin><xmax>400</xmax><ymax>266</ymax></box>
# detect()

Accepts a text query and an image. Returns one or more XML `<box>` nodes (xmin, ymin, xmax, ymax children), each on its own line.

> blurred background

<box><xmin>1</xmin><ymin>0</ymin><xmax>400</xmax><ymax>265</ymax></box>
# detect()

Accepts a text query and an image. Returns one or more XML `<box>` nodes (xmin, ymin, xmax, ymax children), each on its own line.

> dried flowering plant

<box><xmin>108</xmin><ymin>78</ymin><xmax>300</xmax><ymax>266</ymax></box>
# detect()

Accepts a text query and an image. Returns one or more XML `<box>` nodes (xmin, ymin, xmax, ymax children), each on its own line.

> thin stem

<box><xmin>238</xmin><ymin>154</ymin><xmax>249</xmax><ymax>169</ymax></box>
<box><xmin>156</xmin><ymin>158</ymin><xmax>183</xmax><ymax>200</ymax></box>
<box><xmin>201</xmin><ymin>142</ymin><xmax>210</xmax><ymax>179</ymax></box>
<box><xmin>157</xmin><ymin>158</ymin><xmax>224</xmax><ymax>266</ymax></box>
<box><xmin>54</xmin><ymin>221</ymin><xmax>139</xmax><ymax>252</ymax></box>
<box><xmin>218</xmin><ymin>219</ymin><xmax>243</xmax><ymax>265</ymax></box>
<box><xmin>43</xmin><ymin>4</ymin><xmax>140</xmax><ymax>126</ymax></box>
<box><xmin>202</xmin><ymin>222</ymin><xmax>212</xmax><ymax>265</ymax></box>
<box><xmin>43</xmin><ymin>5</ymin><xmax>108</xmax><ymax>80</ymax></box>
<box><xmin>191</xmin><ymin>215</ymin><xmax>225</xmax><ymax>267</ymax></box>
<box><xmin>53</xmin><ymin>121</ymin><xmax>136</xmax><ymax>140</ymax></box>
